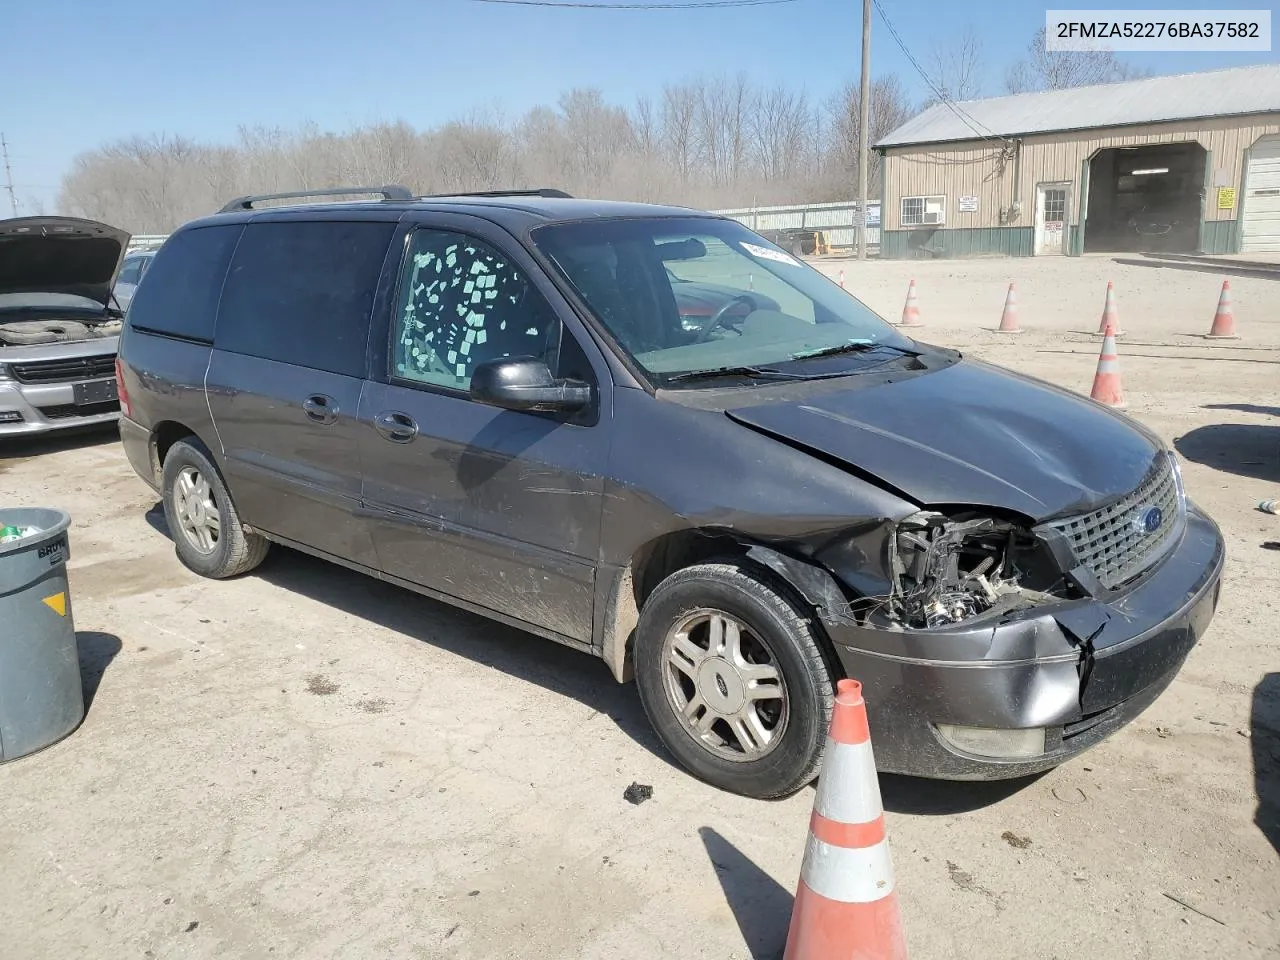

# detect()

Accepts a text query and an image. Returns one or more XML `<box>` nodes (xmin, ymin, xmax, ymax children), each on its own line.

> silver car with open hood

<box><xmin>0</xmin><ymin>216</ymin><xmax>130</xmax><ymax>436</ymax></box>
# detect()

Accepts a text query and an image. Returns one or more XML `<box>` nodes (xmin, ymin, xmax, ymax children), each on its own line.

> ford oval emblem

<box><xmin>1131</xmin><ymin>505</ymin><xmax>1163</xmax><ymax>535</ymax></box>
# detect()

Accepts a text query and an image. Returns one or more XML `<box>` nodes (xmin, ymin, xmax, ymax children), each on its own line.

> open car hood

<box><xmin>0</xmin><ymin>217</ymin><xmax>131</xmax><ymax>308</ymax></box>
<box><xmin>726</xmin><ymin>358</ymin><xmax>1160</xmax><ymax>522</ymax></box>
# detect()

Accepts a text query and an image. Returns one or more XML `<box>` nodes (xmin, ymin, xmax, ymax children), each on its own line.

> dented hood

<box><xmin>726</xmin><ymin>358</ymin><xmax>1160</xmax><ymax>521</ymax></box>
<box><xmin>0</xmin><ymin>216</ymin><xmax>131</xmax><ymax>308</ymax></box>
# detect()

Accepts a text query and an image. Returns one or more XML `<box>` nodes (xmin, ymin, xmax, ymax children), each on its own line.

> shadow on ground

<box><xmin>1204</xmin><ymin>403</ymin><xmax>1280</xmax><ymax>419</ymax></box>
<box><xmin>255</xmin><ymin>544</ymin><xmax>671</xmax><ymax>767</ymax></box>
<box><xmin>879</xmin><ymin>771</ymin><xmax>1043</xmax><ymax>815</ymax></box>
<box><xmin>1174</xmin><ymin>424</ymin><xmax>1280</xmax><ymax>484</ymax></box>
<box><xmin>1111</xmin><ymin>256</ymin><xmax>1280</xmax><ymax>282</ymax></box>
<box><xmin>144</xmin><ymin>501</ymin><xmax>168</xmax><ymax>538</ymax></box>
<box><xmin>1253</xmin><ymin>673</ymin><xmax>1280</xmax><ymax>857</ymax></box>
<box><xmin>700</xmin><ymin>826</ymin><xmax>792</xmax><ymax>960</ymax></box>
<box><xmin>78</xmin><ymin>631</ymin><xmax>121</xmax><ymax>713</ymax></box>
<box><xmin>0</xmin><ymin>424</ymin><xmax>119</xmax><ymax>470</ymax></box>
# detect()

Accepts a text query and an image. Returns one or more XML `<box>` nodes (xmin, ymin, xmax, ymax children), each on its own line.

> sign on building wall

<box><xmin>958</xmin><ymin>195</ymin><xmax>979</xmax><ymax>213</ymax></box>
<box><xmin>1217</xmin><ymin>187</ymin><xmax>1237</xmax><ymax>210</ymax></box>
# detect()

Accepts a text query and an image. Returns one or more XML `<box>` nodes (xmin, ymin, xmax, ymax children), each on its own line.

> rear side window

<box><xmin>216</xmin><ymin>220</ymin><xmax>395</xmax><ymax>378</ymax></box>
<box><xmin>127</xmin><ymin>226</ymin><xmax>242</xmax><ymax>342</ymax></box>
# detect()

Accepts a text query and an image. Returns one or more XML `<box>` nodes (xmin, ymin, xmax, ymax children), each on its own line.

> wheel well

<box><xmin>150</xmin><ymin>421</ymin><xmax>198</xmax><ymax>481</ymax></box>
<box><xmin>632</xmin><ymin>530</ymin><xmax>749</xmax><ymax>611</ymax></box>
<box><xmin>602</xmin><ymin>529</ymin><xmax>845</xmax><ymax>684</ymax></box>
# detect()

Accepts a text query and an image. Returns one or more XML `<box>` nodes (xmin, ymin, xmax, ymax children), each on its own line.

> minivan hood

<box><xmin>726</xmin><ymin>359</ymin><xmax>1160</xmax><ymax>521</ymax></box>
<box><xmin>0</xmin><ymin>217</ymin><xmax>131</xmax><ymax>308</ymax></box>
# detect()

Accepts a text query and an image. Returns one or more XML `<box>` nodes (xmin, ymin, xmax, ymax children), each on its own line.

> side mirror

<box><xmin>469</xmin><ymin>357</ymin><xmax>591</xmax><ymax>413</ymax></box>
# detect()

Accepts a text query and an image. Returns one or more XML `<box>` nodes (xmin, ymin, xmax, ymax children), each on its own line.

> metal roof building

<box><xmin>873</xmin><ymin>64</ymin><xmax>1280</xmax><ymax>259</ymax></box>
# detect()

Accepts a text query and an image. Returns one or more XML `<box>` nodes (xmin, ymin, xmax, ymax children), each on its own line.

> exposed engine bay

<box><xmin>875</xmin><ymin>512</ymin><xmax>1070</xmax><ymax>629</ymax></box>
<box><xmin>0</xmin><ymin>318</ymin><xmax>120</xmax><ymax>347</ymax></box>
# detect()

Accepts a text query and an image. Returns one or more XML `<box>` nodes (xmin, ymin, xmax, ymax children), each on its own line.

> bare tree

<box><xmin>825</xmin><ymin>75</ymin><xmax>916</xmax><ymax>197</ymax></box>
<box><xmin>660</xmin><ymin>83</ymin><xmax>699</xmax><ymax>186</ymax></box>
<box><xmin>751</xmin><ymin>83</ymin><xmax>816</xmax><ymax>183</ymax></box>
<box><xmin>1005</xmin><ymin>27</ymin><xmax>1151</xmax><ymax>93</ymax></box>
<box><xmin>927</xmin><ymin>27</ymin><xmax>985</xmax><ymax>104</ymax></box>
<box><xmin>56</xmin><ymin>71</ymin><xmax>921</xmax><ymax>232</ymax></box>
<box><xmin>692</xmin><ymin>73</ymin><xmax>753</xmax><ymax>189</ymax></box>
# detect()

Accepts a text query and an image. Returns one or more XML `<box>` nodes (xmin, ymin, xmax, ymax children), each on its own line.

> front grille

<box><xmin>37</xmin><ymin>400</ymin><xmax>120</xmax><ymax>420</ymax></box>
<box><xmin>11</xmin><ymin>355</ymin><xmax>116</xmax><ymax>384</ymax></box>
<box><xmin>1047</xmin><ymin>454</ymin><xmax>1184</xmax><ymax>590</ymax></box>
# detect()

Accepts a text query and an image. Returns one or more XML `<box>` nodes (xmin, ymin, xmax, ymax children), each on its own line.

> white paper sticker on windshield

<box><xmin>739</xmin><ymin>242</ymin><xmax>802</xmax><ymax>266</ymax></box>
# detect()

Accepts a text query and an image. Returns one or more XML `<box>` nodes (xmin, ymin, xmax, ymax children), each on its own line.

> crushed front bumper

<box><xmin>827</xmin><ymin>504</ymin><xmax>1224</xmax><ymax>780</ymax></box>
<box><xmin>0</xmin><ymin>378</ymin><xmax>120</xmax><ymax>437</ymax></box>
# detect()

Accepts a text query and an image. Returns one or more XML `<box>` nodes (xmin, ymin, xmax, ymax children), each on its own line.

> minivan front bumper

<box><xmin>825</xmin><ymin>503</ymin><xmax>1224</xmax><ymax>780</ymax></box>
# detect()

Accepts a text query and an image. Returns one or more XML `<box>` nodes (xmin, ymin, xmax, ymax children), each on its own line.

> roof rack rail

<box><xmin>218</xmin><ymin>184</ymin><xmax>413</xmax><ymax>214</ymax></box>
<box><xmin>424</xmin><ymin>188</ymin><xmax>573</xmax><ymax>200</ymax></box>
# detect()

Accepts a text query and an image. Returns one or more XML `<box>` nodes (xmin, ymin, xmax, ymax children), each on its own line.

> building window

<box><xmin>901</xmin><ymin>195</ymin><xmax>946</xmax><ymax>227</ymax></box>
<box><xmin>1042</xmin><ymin>189</ymin><xmax>1067</xmax><ymax>224</ymax></box>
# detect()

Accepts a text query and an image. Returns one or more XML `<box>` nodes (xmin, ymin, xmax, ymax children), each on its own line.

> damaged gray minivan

<box><xmin>116</xmin><ymin>187</ymin><xmax>1224</xmax><ymax>798</ymax></box>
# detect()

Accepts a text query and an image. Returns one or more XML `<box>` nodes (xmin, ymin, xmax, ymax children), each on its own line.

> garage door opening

<box><xmin>1084</xmin><ymin>143</ymin><xmax>1207</xmax><ymax>254</ymax></box>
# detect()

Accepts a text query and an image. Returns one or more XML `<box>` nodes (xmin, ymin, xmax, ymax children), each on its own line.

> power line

<box><xmin>464</xmin><ymin>0</ymin><xmax>797</xmax><ymax>7</ymax></box>
<box><xmin>870</xmin><ymin>0</ymin><xmax>1010</xmax><ymax>146</ymax></box>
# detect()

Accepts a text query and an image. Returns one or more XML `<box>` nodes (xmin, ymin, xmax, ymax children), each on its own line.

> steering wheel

<box><xmin>693</xmin><ymin>294</ymin><xmax>756</xmax><ymax>344</ymax></box>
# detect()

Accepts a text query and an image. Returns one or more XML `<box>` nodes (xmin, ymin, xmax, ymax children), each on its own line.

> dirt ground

<box><xmin>1</xmin><ymin>252</ymin><xmax>1278</xmax><ymax>959</ymax></box>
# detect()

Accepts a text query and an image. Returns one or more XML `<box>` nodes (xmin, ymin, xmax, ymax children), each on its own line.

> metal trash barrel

<box><xmin>0</xmin><ymin>508</ymin><xmax>82</xmax><ymax>762</ymax></box>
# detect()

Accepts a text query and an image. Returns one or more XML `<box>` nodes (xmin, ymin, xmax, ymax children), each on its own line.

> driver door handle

<box><xmin>302</xmin><ymin>394</ymin><xmax>339</xmax><ymax>425</ymax></box>
<box><xmin>374</xmin><ymin>411</ymin><xmax>418</xmax><ymax>443</ymax></box>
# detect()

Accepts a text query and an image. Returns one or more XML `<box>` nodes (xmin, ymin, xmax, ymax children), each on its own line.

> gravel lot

<box><xmin>1</xmin><ymin>252</ymin><xmax>1277</xmax><ymax>959</ymax></box>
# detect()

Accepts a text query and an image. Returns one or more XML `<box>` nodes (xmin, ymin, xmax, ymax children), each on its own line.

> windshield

<box><xmin>0</xmin><ymin>292</ymin><xmax>106</xmax><ymax>313</ymax></box>
<box><xmin>533</xmin><ymin>217</ymin><xmax>908</xmax><ymax>384</ymax></box>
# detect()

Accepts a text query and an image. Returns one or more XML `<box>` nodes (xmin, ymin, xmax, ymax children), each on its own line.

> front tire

<box><xmin>633</xmin><ymin>562</ymin><xmax>835</xmax><ymax>799</ymax></box>
<box><xmin>161</xmin><ymin>438</ymin><xmax>269</xmax><ymax>579</ymax></box>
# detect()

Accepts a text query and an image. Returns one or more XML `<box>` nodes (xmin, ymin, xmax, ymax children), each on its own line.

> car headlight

<box><xmin>0</xmin><ymin>363</ymin><xmax>12</xmax><ymax>381</ymax></box>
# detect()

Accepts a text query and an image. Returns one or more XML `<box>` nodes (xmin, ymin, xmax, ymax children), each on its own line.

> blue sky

<box><xmin>3</xmin><ymin>0</ymin><xmax>1275</xmax><ymax>212</ymax></box>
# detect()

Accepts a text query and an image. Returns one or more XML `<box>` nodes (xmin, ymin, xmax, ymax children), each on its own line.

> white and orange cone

<box><xmin>996</xmin><ymin>282</ymin><xmax>1021</xmax><ymax>334</ymax></box>
<box><xmin>1097</xmin><ymin>281</ymin><xmax>1122</xmax><ymax>335</ymax></box>
<box><xmin>1206</xmin><ymin>280</ymin><xmax>1239</xmax><ymax>338</ymax></box>
<box><xmin>1090</xmin><ymin>321</ymin><xmax>1126</xmax><ymax>408</ymax></box>
<box><xmin>899</xmin><ymin>280</ymin><xmax>922</xmax><ymax>327</ymax></box>
<box><xmin>784</xmin><ymin>679</ymin><xmax>907</xmax><ymax>960</ymax></box>
<box><xmin>838</xmin><ymin>269</ymin><xmax>846</xmax><ymax>289</ymax></box>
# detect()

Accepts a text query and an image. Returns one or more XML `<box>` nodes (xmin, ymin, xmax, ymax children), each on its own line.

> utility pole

<box><xmin>856</xmin><ymin>0</ymin><xmax>871</xmax><ymax>260</ymax></box>
<box><xmin>0</xmin><ymin>134</ymin><xmax>16</xmax><ymax>217</ymax></box>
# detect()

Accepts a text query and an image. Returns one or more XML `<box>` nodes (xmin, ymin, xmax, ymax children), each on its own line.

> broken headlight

<box><xmin>878</xmin><ymin>511</ymin><xmax>1069</xmax><ymax>629</ymax></box>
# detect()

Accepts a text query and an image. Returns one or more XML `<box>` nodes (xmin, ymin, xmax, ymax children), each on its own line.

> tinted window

<box><xmin>127</xmin><ymin>225</ymin><xmax>242</xmax><ymax>341</ymax></box>
<box><xmin>116</xmin><ymin>257</ymin><xmax>143</xmax><ymax>285</ymax></box>
<box><xmin>392</xmin><ymin>230</ymin><xmax>562</xmax><ymax>390</ymax></box>
<box><xmin>217</xmin><ymin>220</ymin><xmax>395</xmax><ymax>377</ymax></box>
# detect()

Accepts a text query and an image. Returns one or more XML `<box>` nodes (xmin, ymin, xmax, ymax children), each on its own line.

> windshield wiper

<box><xmin>665</xmin><ymin>364</ymin><xmax>808</xmax><ymax>384</ymax></box>
<box><xmin>790</xmin><ymin>340</ymin><xmax>918</xmax><ymax>361</ymax></box>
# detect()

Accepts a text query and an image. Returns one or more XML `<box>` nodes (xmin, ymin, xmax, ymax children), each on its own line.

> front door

<box><xmin>1035</xmin><ymin>182</ymin><xmax>1071</xmax><ymax>255</ymax></box>
<box><xmin>358</xmin><ymin>218</ymin><xmax>610</xmax><ymax>645</ymax></box>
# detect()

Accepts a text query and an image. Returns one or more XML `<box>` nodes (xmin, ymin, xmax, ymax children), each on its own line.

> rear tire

<box><xmin>161</xmin><ymin>438</ymin><xmax>268</xmax><ymax>579</ymax></box>
<box><xmin>633</xmin><ymin>562</ymin><xmax>835</xmax><ymax>799</ymax></box>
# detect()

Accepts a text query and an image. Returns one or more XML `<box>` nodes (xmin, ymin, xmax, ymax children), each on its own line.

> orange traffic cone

<box><xmin>784</xmin><ymin>680</ymin><xmax>907</xmax><ymax>960</ymax></box>
<box><xmin>1206</xmin><ymin>280</ymin><xmax>1238</xmax><ymax>338</ymax></box>
<box><xmin>1090</xmin><ymin>321</ymin><xmax>1126</xmax><ymax>408</ymax></box>
<box><xmin>996</xmin><ymin>282</ymin><xmax>1021</xmax><ymax>333</ymax></box>
<box><xmin>900</xmin><ymin>280</ymin><xmax>922</xmax><ymax>327</ymax></box>
<box><xmin>1097</xmin><ymin>281</ymin><xmax>1122</xmax><ymax>335</ymax></box>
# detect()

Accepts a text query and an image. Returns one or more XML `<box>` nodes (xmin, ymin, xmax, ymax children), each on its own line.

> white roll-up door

<box><xmin>1241</xmin><ymin>135</ymin><xmax>1280</xmax><ymax>253</ymax></box>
